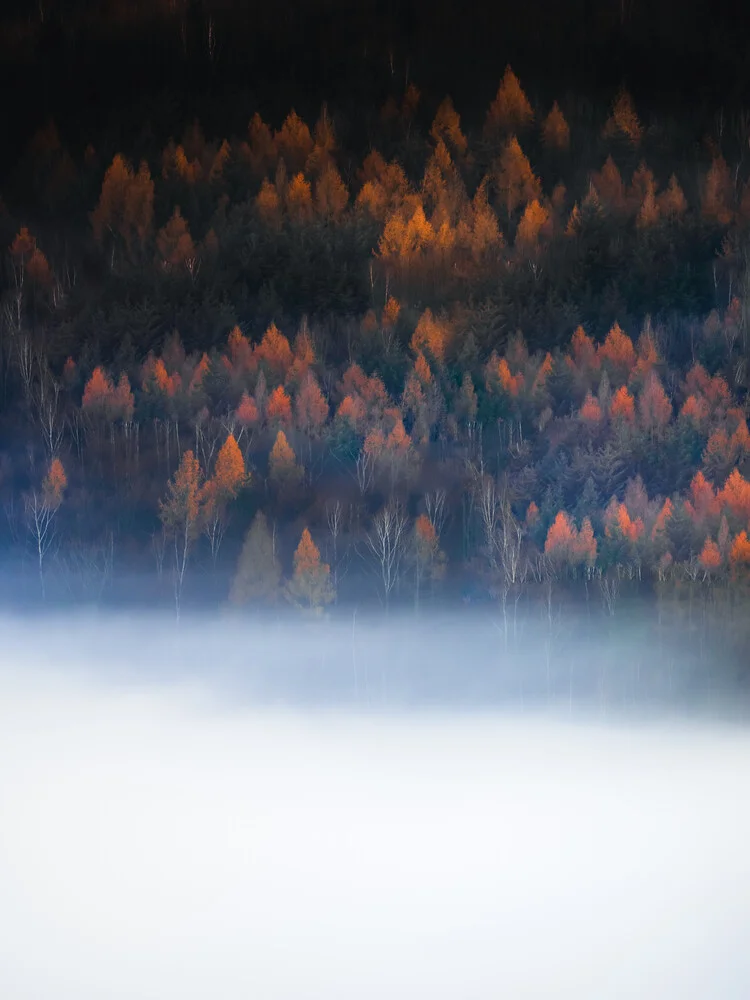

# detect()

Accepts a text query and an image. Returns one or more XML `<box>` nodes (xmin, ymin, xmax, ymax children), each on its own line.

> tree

<box><xmin>295</xmin><ymin>372</ymin><xmax>329</xmax><ymax>439</ymax></box>
<box><xmin>268</xmin><ymin>429</ymin><xmax>303</xmax><ymax>495</ymax></box>
<box><xmin>410</xmin><ymin>513</ymin><xmax>446</xmax><ymax>610</ymax></box>
<box><xmin>495</xmin><ymin>137</ymin><xmax>541</xmax><ymax>218</ymax></box>
<box><xmin>541</xmin><ymin>102</ymin><xmax>570</xmax><ymax>150</ymax></box>
<box><xmin>202</xmin><ymin>434</ymin><xmax>247</xmax><ymax>564</ymax></box>
<box><xmin>155</xmin><ymin>206</ymin><xmax>196</xmax><ymax>274</ymax></box>
<box><xmin>485</xmin><ymin>66</ymin><xmax>534</xmax><ymax>140</ymax></box>
<box><xmin>603</xmin><ymin>88</ymin><xmax>642</xmax><ymax>144</ymax></box>
<box><xmin>158</xmin><ymin>449</ymin><xmax>204</xmax><ymax>620</ymax></box>
<box><xmin>91</xmin><ymin>154</ymin><xmax>154</xmax><ymax>267</ymax></box>
<box><xmin>229</xmin><ymin>511</ymin><xmax>281</xmax><ymax>606</ymax></box>
<box><xmin>366</xmin><ymin>502</ymin><xmax>408</xmax><ymax>610</ymax></box>
<box><xmin>286</xmin><ymin>528</ymin><xmax>335</xmax><ymax>612</ymax></box>
<box><xmin>25</xmin><ymin>457</ymin><xmax>67</xmax><ymax>600</ymax></box>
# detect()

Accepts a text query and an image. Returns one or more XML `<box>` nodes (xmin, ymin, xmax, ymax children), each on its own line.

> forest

<box><xmin>0</xmin><ymin>1</ymin><xmax>749</xmax><ymax>680</ymax></box>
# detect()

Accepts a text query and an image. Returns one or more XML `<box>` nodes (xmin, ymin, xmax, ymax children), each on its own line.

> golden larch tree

<box><xmin>541</xmin><ymin>102</ymin><xmax>570</xmax><ymax>150</ymax></box>
<box><xmin>286</xmin><ymin>528</ymin><xmax>335</xmax><ymax>612</ymax></box>
<box><xmin>485</xmin><ymin>66</ymin><xmax>534</xmax><ymax>140</ymax></box>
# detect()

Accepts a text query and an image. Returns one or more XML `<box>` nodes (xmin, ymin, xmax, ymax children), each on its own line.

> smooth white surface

<box><xmin>1</xmin><ymin>663</ymin><xmax>749</xmax><ymax>999</ymax></box>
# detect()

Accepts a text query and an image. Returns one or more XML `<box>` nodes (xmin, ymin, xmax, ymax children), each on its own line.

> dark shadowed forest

<box><xmin>1</xmin><ymin>0</ymin><xmax>750</xmax><ymax>679</ymax></box>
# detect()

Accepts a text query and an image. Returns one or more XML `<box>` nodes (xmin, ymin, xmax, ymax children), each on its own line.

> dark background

<box><xmin>2</xmin><ymin>0</ymin><xmax>749</xmax><ymax>177</ymax></box>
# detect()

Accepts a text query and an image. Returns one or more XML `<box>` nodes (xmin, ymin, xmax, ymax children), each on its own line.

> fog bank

<box><xmin>1</xmin><ymin>638</ymin><xmax>750</xmax><ymax>999</ymax></box>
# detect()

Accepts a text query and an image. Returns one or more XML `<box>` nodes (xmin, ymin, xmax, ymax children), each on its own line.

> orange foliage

<box><xmin>717</xmin><ymin>469</ymin><xmax>750</xmax><ymax>521</ymax></box>
<box><xmin>679</xmin><ymin>393</ymin><xmax>710</xmax><ymax>429</ymax></box>
<box><xmin>729</xmin><ymin>531</ymin><xmax>750</xmax><ymax>571</ymax></box>
<box><xmin>189</xmin><ymin>353</ymin><xmax>211</xmax><ymax>393</ymax></box>
<box><xmin>579</xmin><ymin>391</ymin><xmax>602</xmax><ymax>424</ymax></box>
<box><xmin>604</xmin><ymin>499</ymin><xmax>644</xmax><ymax>543</ymax></box>
<box><xmin>603</xmin><ymin>88</ymin><xmax>642</xmax><ymax>144</ymax></box>
<box><xmin>526</xmin><ymin>501</ymin><xmax>539</xmax><ymax>526</ymax></box>
<box><xmin>336</xmin><ymin>394</ymin><xmax>368</xmax><ymax>434</ymax></box>
<box><xmin>212</xmin><ymin>434</ymin><xmax>246</xmax><ymax>500</ymax></box>
<box><xmin>485</xmin><ymin>66</ymin><xmax>534</xmax><ymax>137</ymax></box>
<box><xmin>597</xmin><ymin>322</ymin><xmax>636</xmax><ymax>382</ymax></box>
<box><xmin>544</xmin><ymin>511</ymin><xmax>597</xmax><ymax>567</ymax></box>
<box><xmin>159</xmin><ymin>450</ymin><xmax>203</xmax><ymax>538</ymax></box>
<box><xmin>698</xmin><ymin>537</ymin><xmax>722</xmax><ymax>573</ymax></box>
<box><xmin>42</xmin><ymin>458</ymin><xmax>67</xmax><ymax>509</ymax></box>
<box><xmin>685</xmin><ymin>471</ymin><xmax>720</xmax><ymax>523</ymax></box>
<box><xmin>610</xmin><ymin>385</ymin><xmax>635</xmax><ymax>424</ymax></box>
<box><xmin>82</xmin><ymin>366</ymin><xmax>114</xmax><ymax>413</ymax></box>
<box><xmin>651</xmin><ymin>498</ymin><xmax>673</xmax><ymax>540</ymax></box>
<box><xmin>236</xmin><ymin>391</ymin><xmax>260</xmax><ymax>429</ymax></box>
<box><xmin>266</xmin><ymin>385</ymin><xmax>293</xmax><ymax>427</ymax></box>
<box><xmin>295</xmin><ymin>372</ymin><xmax>329</xmax><ymax>437</ymax></box>
<box><xmin>569</xmin><ymin>325</ymin><xmax>600</xmax><ymax>372</ymax></box>
<box><xmin>638</xmin><ymin>372</ymin><xmax>672</xmax><ymax>433</ymax></box>
<box><xmin>515</xmin><ymin>199</ymin><xmax>549</xmax><ymax>249</ymax></box>
<box><xmin>541</xmin><ymin>102</ymin><xmax>570</xmax><ymax>150</ymax></box>
<box><xmin>495</xmin><ymin>137</ymin><xmax>541</xmax><ymax>216</ymax></box>
<box><xmin>410</xmin><ymin>308</ymin><xmax>451</xmax><ymax>364</ymax></box>
<box><xmin>255</xmin><ymin>323</ymin><xmax>292</xmax><ymax>380</ymax></box>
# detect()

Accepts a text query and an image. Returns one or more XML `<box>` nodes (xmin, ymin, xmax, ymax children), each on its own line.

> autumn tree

<box><xmin>91</xmin><ymin>154</ymin><xmax>154</xmax><ymax>267</ymax></box>
<box><xmin>158</xmin><ymin>449</ymin><xmax>204</xmax><ymax>619</ymax></box>
<box><xmin>541</xmin><ymin>102</ymin><xmax>570</xmax><ymax>150</ymax></box>
<box><xmin>603</xmin><ymin>88</ymin><xmax>642</xmax><ymax>144</ymax></box>
<box><xmin>411</xmin><ymin>513</ymin><xmax>446</xmax><ymax>609</ymax></box>
<box><xmin>202</xmin><ymin>434</ymin><xmax>247</xmax><ymax>564</ymax></box>
<box><xmin>268</xmin><ymin>429</ymin><xmax>303</xmax><ymax>496</ymax></box>
<box><xmin>495</xmin><ymin>137</ymin><xmax>541</xmax><ymax>218</ymax></box>
<box><xmin>25</xmin><ymin>457</ymin><xmax>67</xmax><ymax>599</ymax></box>
<box><xmin>229</xmin><ymin>511</ymin><xmax>281</xmax><ymax>606</ymax></box>
<box><xmin>155</xmin><ymin>206</ymin><xmax>197</xmax><ymax>275</ymax></box>
<box><xmin>286</xmin><ymin>527</ymin><xmax>335</xmax><ymax>612</ymax></box>
<box><xmin>485</xmin><ymin>66</ymin><xmax>534</xmax><ymax>141</ymax></box>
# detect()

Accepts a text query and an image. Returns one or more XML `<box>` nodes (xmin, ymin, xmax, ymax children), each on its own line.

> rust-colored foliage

<box><xmin>679</xmin><ymin>393</ymin><xmax>710</xmax><ymax>430</ymax></box>
<box><xmin>255</xmin><ymin>322</ymin><xmax>292</xmax><ymax>381</ymax></box>
<box><xmin>42</xmin><ymin>458</ymin><xmax>67</xmax><ymax>509</ymax></box>
<box><xmin>256</xmin><ymin>178</ymin><xmax>282</xmax><ymax>229</ymax></box>
<box><xmin>212</xmin><ymin>434</ymin><xmax>246</xmax><ymax>500</ymax></box>
<box><xmin>82</xmin><ymin>366</ymin><xmax>115</xmax><ymax>414</ymax></box>
<box><xmin>189</xmin><ymin>353</ymin><xmax>211</xmax><ymax>394</ymax></box>
<box><xmin>610</xmin><ymin>385</ymin><xmax>636</xmax><ymax>424</ymax></box>
<box><xmin>598</xmin><ymin>322</ymin><xmax>636</xmax><ymax>383</ymax></box>
<box><xmin>702</xmin><ymin>156</ymin><xmax>734</xmax><ymax>226</ymax></box>
<box><xmin>226</xmin><ymin>325</ymin><xmax>255</xmax><ymax>378</ymax></box>
<box><xmin>651</xmin><ymin>498</ymin><xmax>673</xmax><ymax>541</ymax></box>
<box><xmin>155</xmin><ymin>207</ymin><xmax>195</xmax><ymax>270</ymax></box>
<box><xmin>579</xmin><ymin>391</ymin><xmax>603</xmax><ymax>424</ymax></box>
<box><xmin>544</xmin><ymin>511</ymin><xmax>596</xmax><ymax>567</ymax></box>
<box><xmin>658</xmin><ymin>174</ymin><xmax>687</xmax><ymax>218</ymax></box>
<box><xmin>592</xmin><ymin>156</ymin><xmax>625</xmax><ymax>211</ymax></box>
<box><xmin>159</xmin><ymin>450</ymin><xmax>203</xmax><ymax>540</ymax></box>
<box><xmin>569</xmin><ymin>325</ymin><xmax>600</xmax><ymax>372</ymax></box>
<box><xmin>541</xmin><ymin>102</ymin><xmax>570</xmax><ymax>150</ymax></box>
<box><xmin>638</xmin><ymin>372</ymin><xmax>672</xmax><ymax>434</ymax></box>
<box><xmin>315</xmin><ymin>164</ymin><xmax>349</xmax><ymax>220</ymax></box>
<box><xmin>236</xmin><ymin>391</ymin><xmax>260</xmax><ymax>429</ymax></box>
<box><xmin>430</xmin><ymin>97</ymin><xmax>468</xmax><ymax>157</ymax></box>
<box><xmin>410</xmin><ymin>308</ymin><xmax>451</xmax><ymax>364</ymax></box>
<box><xmin>266</xmin><ymin>385</ymin><xmax>293</xmax><ymax>427</ymax></box>
<box><xmin>698</xmin><ymin>537</ymin><xmax>722</xmax><ymax>573</ymax></box>
<box><xmin>730</xmin><ymin>531</ymin><xmax>750</xmax><ymax>571</ymax></box>
<box><xmin>295</xmin><ymin>372</ymin><xmax>329</xmax><ymax>437</ymax></box>
<box><xmin>495</xmin><ymin>137</ymin><xmax>541</xmax><ymax>216</ymax></box>
<box><xmin>91</xmin><ymin>154</ymin><xmax>154</xmax><ymax>259</ymax></box>
<box><xmin>603</xmin><ymin>88</ymin><xmax>642</xmax><ymax>144</ymax></box>
<box><xmin>275</xmin><ymin>110</ymin><xmax>314</xmax><ymax>174</ymax></box>
<box><xmin>285</xmin><ymin>172</ymin><xmax>314</xmax><ymax>224</ymax></box>
<box><xmin>269</xmin><ymin>429</ymin><xmax>302</xmax><ymax>491</ymax></box>
<box><xmin>526</xmin><ymin>501</ymin><xmax>540</xmax><ymax>526</ymax></box>
<box><xmin>604</xmin><ymin>499</ymin><xmax>644</xmax><ymax>543</ymax></box>
<box><xmin>336</xmin><ymin>394</ymin><xmax>368</xmax><ymax>434</ymax></box>
<box><xmin>718</xmin><ymin>469</ymin><xmax>750</xmax><ymax>522</ymax></box>
<box><xmin>516</xmin><ymin>199</ymin><xmax>550</xmax><ymax>250</ymax></box>
<box><xmin>485</xmin><ymin>66</ymin><xmax>534</xmax><ymax>138</ymax></box>
<box><xmin>287</xmin><ymin>527</ymin><xmax>335</xmax><ymax>610</ymax></box>
<box><xmin>685</xmin><ymin>471</ymin><xmax>720</xmax><ymax>523</ymax></box>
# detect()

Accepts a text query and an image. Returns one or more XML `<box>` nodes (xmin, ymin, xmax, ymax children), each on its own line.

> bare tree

<box><xmin>326</xmin><ymin>498</ymin><xmax>343</xmax><ymax>593</ymax></box>
<box><xmin>424</xmin><ymin>488</ymin><xmax>448</xmax><ymax>542</ymax></box>
<box><xmin>365</xmin><ymin>502</ymin><xmax>408</xmax><ymax>611</ymax></box>
<box><xmin>355</xmin><ymin>448</ymin><xmax>374</xmax><ymax>495</ymax></box>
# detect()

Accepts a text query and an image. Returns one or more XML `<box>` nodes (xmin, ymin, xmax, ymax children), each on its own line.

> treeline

<box><xmin>0</xmin><ymin>69</ymin><xmax>749</xmax><ymax>644</ymax></box>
